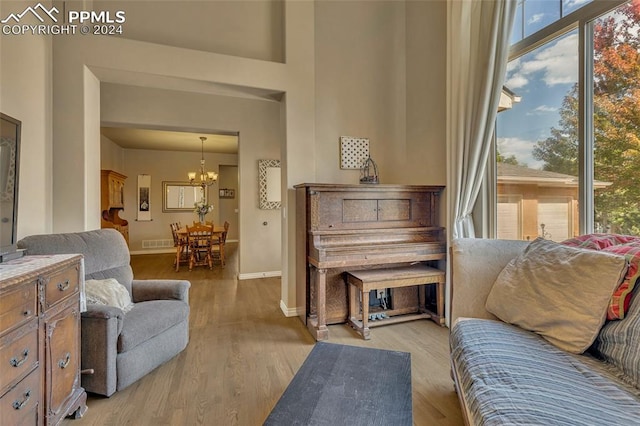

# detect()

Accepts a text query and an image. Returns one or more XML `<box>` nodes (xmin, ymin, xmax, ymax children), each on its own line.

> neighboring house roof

<box><xmin>497</xmin><ymin>162</ymin><xmax>611</xmax><ymax>189</ymax></box>
<box><xmin>498</xmin><ymin>86</ymin><xmax>521</xmax><ymax>112</ymax></box>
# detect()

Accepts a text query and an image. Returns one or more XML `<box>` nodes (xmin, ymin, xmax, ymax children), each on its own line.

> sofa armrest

<box><xmin>450</xmin><ymin>238</ymin><xmax>529</xmax><ymax>325</ymax></box>
<box><xmin>80</xmin><ymin>305</ymin><xmax>123</xmax><ymax>396</ymax></box>
<box><xmin>131</xmin><ymin>279</ymin><xmax>190</xmax><ymax>303</ymax></box>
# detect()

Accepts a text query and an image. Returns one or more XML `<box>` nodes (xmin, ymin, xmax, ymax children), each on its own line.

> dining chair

<box><xmin>187</xmin><ymin>223</ymin><xmax>214</xmax><ymax>270</ymax></box>
<box><xmin>212</xmin><ymin>221</ymin><xmax>230</xmax><ymax>266</ymax></box>
<box><xmin>170</xmin><ymin>223</ymin><xmax>189</xmax><ymax>271</ymax></box>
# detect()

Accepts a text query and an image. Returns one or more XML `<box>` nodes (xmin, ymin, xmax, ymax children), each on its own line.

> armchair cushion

<box><xmin>117</xmin><ymin>300</ymin><xmax>189</xmax><ymax>353</ymax></box>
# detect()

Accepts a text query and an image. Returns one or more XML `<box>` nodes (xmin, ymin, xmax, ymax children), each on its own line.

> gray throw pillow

<box><xmin>486</xmin><ymin>238</ymin><xmax>627</xmax><ymax>354</ymax></box>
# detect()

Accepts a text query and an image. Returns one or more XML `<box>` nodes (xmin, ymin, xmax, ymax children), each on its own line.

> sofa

<box><xmin>449</xmin><ymin>237</ymin><xmax>640</xmax><ymax>425</ymax></box>
<box><xmin>18</xmin><ymin>229</ymin><xmax>191</xmax><ymax>397</ymax></box>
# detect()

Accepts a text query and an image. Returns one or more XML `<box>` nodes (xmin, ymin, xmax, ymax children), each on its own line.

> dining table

<box><xmin>175</xmin><ymin>225</ymin><xmax>226</xmax><ymax>271</ymax></box>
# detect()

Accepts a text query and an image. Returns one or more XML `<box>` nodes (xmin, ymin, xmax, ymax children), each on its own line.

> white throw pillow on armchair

<box><xmin>85</xmin><ymin>278</ymin><xmax>134</xmax><ymax>313</ymax></box>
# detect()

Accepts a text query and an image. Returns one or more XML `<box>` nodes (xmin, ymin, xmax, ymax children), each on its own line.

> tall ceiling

<box><xmin>95</xmin><ymin>1</ymin><xmax>285</xmax><ymax>155</ymax></box>
<box><xmin>100</xmin><ymin>127</ymin><xmax>239</xmax><ymax>154</ymax></box>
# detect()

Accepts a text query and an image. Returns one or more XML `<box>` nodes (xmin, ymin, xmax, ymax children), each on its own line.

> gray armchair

<box><xmin>18</xmin><ymin>229</ymin><xmax>190</xmax><ymax>397</ymax></box>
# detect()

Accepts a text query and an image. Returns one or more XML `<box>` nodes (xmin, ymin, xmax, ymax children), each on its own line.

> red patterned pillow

<box><xmin>600</xmin><ymin>243</ymin><xmax>640</xmax><ymax>320</ymax></box>
<box><xmin>561</xmin><ymin>233</ymin><xmax>640</xmax><ymax>250</ymax></box>
<box><xmin>561</xmin><ymin>234</ymin><xmax>640</xmax><ymax>320</ymax></box>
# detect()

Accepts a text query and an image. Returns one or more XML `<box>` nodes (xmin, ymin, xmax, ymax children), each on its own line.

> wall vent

<box><xmin>142</xmin><ymin>239</ymin><xmax>174</xmax><ymax>249</ymax></box>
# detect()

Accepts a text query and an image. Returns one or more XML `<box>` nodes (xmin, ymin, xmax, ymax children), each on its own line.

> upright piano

<box><xmin>295</xmin><ymin>183</ymin><xmax>446</xmax><ymax>341</ymax></box>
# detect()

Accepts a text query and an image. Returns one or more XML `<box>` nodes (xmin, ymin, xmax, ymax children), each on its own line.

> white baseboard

<box><xmin>280</xmin><ymin>299</ymin><xmax>302</xmax><ymax>317</ymax></box>
<box><xmin>237</xmin><ymin>271</ymin><xmax>281</xmax><ymax>280</ymax></box>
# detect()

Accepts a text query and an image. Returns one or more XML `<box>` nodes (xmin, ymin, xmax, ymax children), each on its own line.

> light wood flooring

<box><xmin>63</xmin><ymin>242</ymin><xmax>464</xmax><ymax>426</ymax></box>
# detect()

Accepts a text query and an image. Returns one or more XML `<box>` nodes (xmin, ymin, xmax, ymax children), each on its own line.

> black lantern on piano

<box><xmin>359</xmin><ymin>156</ymin><xmax>379</xmax><ymax>184</ymax></box>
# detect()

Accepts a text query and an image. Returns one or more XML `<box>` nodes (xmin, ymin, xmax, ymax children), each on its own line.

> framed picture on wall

<box><xmin>137</xmin><ymin>174</ymin><xmax>152</xmax><ymax>221</ymax></box>
<box><xmin>219</xmin><ymin>188</ymin><xmax>235</xmax><ymax>199</ymax></box>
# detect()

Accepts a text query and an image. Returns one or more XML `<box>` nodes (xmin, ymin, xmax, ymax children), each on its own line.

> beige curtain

<box><xmin>447</xmin><ymin>0</ymin><xmax>516</xmax><ymax>238</ymax></box>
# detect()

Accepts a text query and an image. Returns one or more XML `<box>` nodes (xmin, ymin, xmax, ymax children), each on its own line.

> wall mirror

<box><xmin>163</xmin><ymin>181</ymin><xmax>206</xmax><ymax>212</ymax></box>
<box><xmin>0</xmin><ymin>113</ymin><xmax>21</xmax><ymax>258</ymax></box>
<box><xmin>259</xmin><ymin>159</ymin><xmax>281</xmax><ymax>210</ymax></box>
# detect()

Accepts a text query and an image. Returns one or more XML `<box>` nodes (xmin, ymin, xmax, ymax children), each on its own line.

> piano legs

<box><xmin>307</xmin><ymin>267</ymin><xmax>329</xmax><ymax>341</ymax></box>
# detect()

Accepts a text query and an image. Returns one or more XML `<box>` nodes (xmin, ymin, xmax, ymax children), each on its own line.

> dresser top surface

<box><xmin>0</xmin><ymin>254</ymin><xmax>83</xmax><ymax>288</ymax></box>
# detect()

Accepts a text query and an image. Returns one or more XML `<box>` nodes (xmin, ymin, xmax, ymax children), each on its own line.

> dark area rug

<box><xmin>264</xmin><ymin>342</ymin><xmax>412</xmax><ymax>426</ymax></box>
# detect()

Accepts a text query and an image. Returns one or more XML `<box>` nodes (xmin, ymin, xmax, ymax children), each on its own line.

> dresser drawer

<box><xmin>0</xmin><ymin>367</ymin><xmax>41</xmax><ymax>426</ymax></box>
<box><xmin>0</xmin><ymin>320</ymin><xmax>39</xmax><ymax>394</ymax></box>
<box><xmin>44</xmin><ymin>265</ymin><xmax>80</xmax><ymax>309</ymax></box>
<box><xmin>0</xmin><ymin>281</ymin><xmax>37</xmax><ymax>336</ymax></box>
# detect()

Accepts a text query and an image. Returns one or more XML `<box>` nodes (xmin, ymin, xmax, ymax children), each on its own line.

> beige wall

<box><xmin>6</xmin><ymin>0</ymin><xmax>448</xmax><ymax>316</ymax></box>
<box><xmin>218</xmin><ymin>165</ymin><xmax>239</xmax><ymax>241</ymax></box>
<box><xmin>313</xmin><ymin>0</ymin><xmax>447</xmax><ymax>186</ymax></box>
<box><xmin>404</xmin><ymin>0</ymin><xmax>447</xmax><ymax>186</ymax></box>
<box><xmin>100</xmin><ymin>135</ymin><xmax>125</xmax><ymax>173</ymax></box>
<box><xmin>93</xmin><ymin>0</ymin><xmax>284</xmax><ymax>62</ymax></box>
<box><xmin>0</xmin><ymin>1</ymin><xmax>53</xmax><ymax>240</ymax></box>
<box><xmin>314</xmin><ymin>0</ymin><xmax>406</xmax><ymax>184</ymax></box>
<box><xmin>84</xmin><ymin>68</ymin><xmax>102</xmax><ymax>231</ymax></box>
<box><xmin>119</xmin><ymin>148</ymin><xmax>238</xmax><ymax>251</ymax></box>
<box><xmin>100</xmin><ymin>84</ymin><xmax>281</xmax><ymax>275</ymax></box>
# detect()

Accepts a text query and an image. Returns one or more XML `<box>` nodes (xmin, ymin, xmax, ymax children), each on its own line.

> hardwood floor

<box><xmin>63</xmin><ymin>242</ymin><xmax>464</xmax><ymax>426</ymax></box>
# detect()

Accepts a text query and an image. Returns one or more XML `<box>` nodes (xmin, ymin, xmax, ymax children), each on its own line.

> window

<box><xmin>593</xmin><ymin>4</ymin><xmax>640</xmax><ymax>235</ymax></box>
<box><xmin>496</xmin><ymin>0</ymin><xmax>636</xmax><ymax>240</ymax></box>
<box><xmin>497</xmin><ymin>30</ymin><xmax>579</xmax><ymax>240</ymax></box>
<box><xmin>511</xmin><ymin>0</ymin><xmax>594</xmax><ymax>44</ymax></box>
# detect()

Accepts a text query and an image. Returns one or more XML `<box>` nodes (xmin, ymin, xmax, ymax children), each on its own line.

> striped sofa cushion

<box><xmin>593</xmin><ymin>290</ymin><xmax>640</xmax><ymax>390</ymax></box>
<box><xmin>450</xmin><ymin>319</ymin><xmax>640</xmax><ymax>426</ymax></box>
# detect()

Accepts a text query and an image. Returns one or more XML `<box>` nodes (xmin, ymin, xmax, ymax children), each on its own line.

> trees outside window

<box><xmin>496</xmin><ymin>0</ymin><xmax>640</xmax><ymax>239</ymax></box>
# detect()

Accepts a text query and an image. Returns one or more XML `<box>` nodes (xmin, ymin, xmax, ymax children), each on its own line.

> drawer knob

<box><xmin>9</xmin><ymin>349</ymin><xmax>29</xmax><ymax>367</ymax></box>
<box><xmin>57</xmin><ymin>279</ymin><xmax>70</xmax><ymax>291</ymax></box>
<box><xmin>23</xmin><ymin>310</ymin><xmax>31</xmax><ymax>316</ymax></box>
<box><xmin>58</xmin><ymin>352</ymin><xmax>71</xmax><ymax>369</ymax></box>
<box><xmin>12</xmin><ymin>390</ymin><xmax>31</xmax><ymax>410</ymax></box>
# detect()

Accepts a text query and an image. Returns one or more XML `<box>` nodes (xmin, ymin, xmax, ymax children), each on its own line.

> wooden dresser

<box><xmin>101</xmin><ymin>170</ymin><xmax>129</xmax><ymax>244</ymax></box>
<box><xmin>0</xmin><ymin>254</ymin><xmax>87</xmax><ymax>425</ymax></box>
<box><xmin>295</xmin><ymin>183</ymin><xmax>446</xmax><ymax>340</ymax></box>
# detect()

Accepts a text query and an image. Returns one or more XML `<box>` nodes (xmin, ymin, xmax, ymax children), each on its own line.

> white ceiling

<box><xmin>100</xmin><ymin>127</ymin><xmax>239</xmax><ymax>154</ymax></box>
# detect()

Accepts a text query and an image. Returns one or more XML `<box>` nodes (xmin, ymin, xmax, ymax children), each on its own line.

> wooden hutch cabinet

<box><xmin>0</xmin><ymin>254</ymin><xmax>87</xmax><ymax>425</ymax></box>
<box><xmin>100</xmin><ymin>170</ymin><xmax>129</xmax><ymax>244</ymax></box>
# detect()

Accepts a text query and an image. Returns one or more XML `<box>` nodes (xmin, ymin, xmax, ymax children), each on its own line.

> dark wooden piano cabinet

<box><xmin>295</xmin><ymin>183</ymin><xmax>446</xmax><ymax>341</ymax></box>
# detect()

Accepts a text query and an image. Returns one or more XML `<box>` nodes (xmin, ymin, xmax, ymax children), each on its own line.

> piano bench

<box><xmin>346</xmin><ymin>264</ymin><xmax>445</xmax><ymax>340</ymax></box>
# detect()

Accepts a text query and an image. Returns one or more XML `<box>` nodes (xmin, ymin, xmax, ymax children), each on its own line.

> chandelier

<box><xmin>188</xmin><ymin>136</ymin><xmax>218</xmax><ymax>188</ymax></box>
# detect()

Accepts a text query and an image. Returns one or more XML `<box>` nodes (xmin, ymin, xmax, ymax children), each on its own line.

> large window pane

<box><xmin>524</xmin><ymin>0</ymin><xmax>561</xmax><ymax>37</ymax></box>
<box><xmin>512</xmin><ymin>0</ymin><xmax>524</xmax><ymax>45</ymax></box>
<box><xmin>562</xmin><ymin>0</ymin><xmax>594</xmax><ymax>16</ymax></box>
<box><xmin>511</xmin><ymin>0</ymin><xmax>595</xmax><ymax>45</ymax></box>
<box><xmin>496</xmin><ymin>30</ymin><xmax>579</xmax><ymax>241</ymax></box>
<box><xmin>593</xmin><ymin>3</ymin><xmax>640</xmax><ymax>235</ymax></box>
